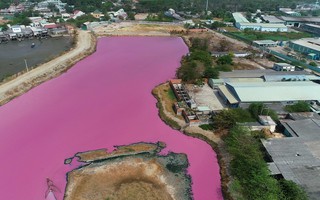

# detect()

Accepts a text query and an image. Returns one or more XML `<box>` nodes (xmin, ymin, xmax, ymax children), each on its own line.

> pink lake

<box><xmin>0</xmin><ymin>37</ymin><xmax>222</xmax><ymax>200</ymax></box>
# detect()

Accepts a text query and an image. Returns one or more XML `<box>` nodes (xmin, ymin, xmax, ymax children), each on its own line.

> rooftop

<box><xmin>303</xmin><ymin>23</ymin><xmax>320</xmax><ymax>28</ymax></box>
<box><xmin>263</xmin><ymin>74</ymin><xmax>320</xmax><ymax>82</ymax></box>
<box><xmin>253</xmin><ymin>40</ymin><xmax>278</xmax><ymax>45</ymax></box>
<box><xmin>226</xmin><ymin>81</ymin><xmax>320</xmax><ymax>102</ymax></box>
<box><xmin>290</xmin><ymin>38</ymin><xmax>320</xmax><ymax>52</ymax></box>
<box><xmin>262</xmin><ymin>15</ymin><xmax>285</xmax><ymax>23</ymax></box>
<box><xmin>262</xmin><ymin>119</ymin><xmax>320</xmax><ymax>199</ymax></box>
<box><xmin>232</xmin><ymin>12</ymin><xmax>250</xmax><ymax>23</ymax></box>
<box><xmin>218</xmin><ymin>85</ymin><xmax>239</xmax><ymax>104</ymax></box>
<box><xmin>238</xmin><ymin>22</ymin><xmax>287</xmax><ymax>28</ymax></box>
<box><xmin>280</xmin><ymin>16</ymin><xmax>320</xmax><ymax>23</ymax></box>
<box><xmin>219</xmin><ymin>69</ymin><xmax>309</xmax><ymax>79</ymax></box>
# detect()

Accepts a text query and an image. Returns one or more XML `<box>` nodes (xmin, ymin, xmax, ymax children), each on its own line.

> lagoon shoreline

<box><xmin>0</xmin><ymin>24</ymin><xmax>226</xmax><ymax>200</ymax></box>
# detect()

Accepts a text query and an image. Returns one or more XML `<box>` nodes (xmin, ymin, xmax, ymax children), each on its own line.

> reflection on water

<box><xmin>0</xmin><ymin>36</ymin><xmax>73</xmax><ymax>80</ymax></box>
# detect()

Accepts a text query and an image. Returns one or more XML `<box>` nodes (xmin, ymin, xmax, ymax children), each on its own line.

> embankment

<box><xmin>152</xmin><ymin>83</ymin><xmax>233</xmax><ymax>200</ymax></box>
<box><xmin>0</xmin><ymin>30</ymin><xmax>97</xmax><ymax>106</ymax></box>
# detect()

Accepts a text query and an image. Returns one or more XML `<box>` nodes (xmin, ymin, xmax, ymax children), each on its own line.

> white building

<box><xmin>273</xmin><ymin>63</ymin><xmax>295</xmax><ymax>71</ymax></box>
<box><xmin>236</xmin><ymin>22</ymin><xmax>288</xmax><ymax>32</ymax></box>
<box><xmin>71</xmin><ymin>10</ymin><xmax>85</xmax><ymax>19</ymax></box>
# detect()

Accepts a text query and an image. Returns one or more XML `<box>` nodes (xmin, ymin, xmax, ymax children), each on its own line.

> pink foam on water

<box><xmin>0</xmin><ymin>37</ymin><xmax>222</xmax><ymax>200</ymax></box>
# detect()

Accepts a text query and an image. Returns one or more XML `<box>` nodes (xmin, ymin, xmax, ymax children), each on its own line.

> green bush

<box><xmin>199</xmin><ymin>124</ymin><xmax>214</xmax><ymax>130</ymax></box>
<box><xmin>248</xmin><ymin>103</ymin><xmax>278</xmax><ymax>121</ymax></box>
<box><xmin>285</xmin><ymin>101</ymin><xmax>310</xmax><ymax>113</ymax></box>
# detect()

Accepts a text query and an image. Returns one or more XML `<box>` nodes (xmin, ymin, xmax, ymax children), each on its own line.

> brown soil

<box><xmin>75</xmin><ymin>143</ymin><xmax>160</xmax><ymax>162</ymax></box>
<box><xmin>93</xmin><ymin>22</ymin><xmax>185</xmax><ymax>37</ymax></box>
<box><xmin>64</xmin><ymin>157</ymin><xmax>175</xmax><ymax>200</ymax></box>
<box><xmin>233</xmin><ymin>57</ymin><xmax>265</xmax><ymax>70</ymax></box>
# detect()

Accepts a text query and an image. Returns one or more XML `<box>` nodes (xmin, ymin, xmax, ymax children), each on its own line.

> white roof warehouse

<box><xmin>218</xmin><ymin>81</ymin><xmax>320</xmax><ymax>106</ymax></box>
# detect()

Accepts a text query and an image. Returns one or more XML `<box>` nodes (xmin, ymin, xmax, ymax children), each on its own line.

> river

<box><xmin>0</xmin><ymin>36</ymin><xmax>73</xmax><ymax>81</ymax></box>
<box><xmin>0</xmin><ymin>36</ymin><xmax>222</xmax><ymax>200</ymax></box>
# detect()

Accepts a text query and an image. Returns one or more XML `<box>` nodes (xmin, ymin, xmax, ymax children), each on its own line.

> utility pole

<box><xmin>24</xmin><ymin>58</ymin><xmax>29</xmax><ymax>72</ymax></box>
<box><xmin>206</xmin><ymin>0</ymin><xmax>209</xmax><ymax>13</ymax></box>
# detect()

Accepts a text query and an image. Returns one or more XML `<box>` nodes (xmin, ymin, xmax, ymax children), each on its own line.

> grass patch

<box><xmin>167</xmin><ymin>88</ymin><xmax>176</xmax><ymax>101</ymax></box>
<box><xmin>152</xmin><ymin>84</ymin><xmax>181</xmax><ymax>130</ymax></box>
<box><xmin>199</xmin><ymin>124</ymin><xmax>214</xmax><ymax>131</ymax></box>
<box><xmin>224</xmin><ymin>126</ymin><xmax>308</xmax><ymax>200</ymax></box>
<box><xmin>229</xmin><ymin>31</ymin><xmax>312</xmax><ymax>42</ymax></box>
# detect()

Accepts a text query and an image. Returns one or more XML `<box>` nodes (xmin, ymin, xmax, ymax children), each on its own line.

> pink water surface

<box><xmin>0</xmin><ymin>37</ymin><xmax>222</xmax><ymax>200</ymax></box>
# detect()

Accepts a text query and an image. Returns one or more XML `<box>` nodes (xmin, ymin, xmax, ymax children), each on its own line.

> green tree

<box><xmin>279</xmin><ymin>180</ymin><xmax>308</xmax><ymax>200</ymax></box>
<box><xmin>285</xmin><ymin>101</ymin><xmax>310</xmax><ymax>113</ymax></box>
<box><xmin>176</xmin><ymin>61</ymin><xmax>201</xmax><ymax>82</ymax></box>
<box><xmin>248</xmin><ymin>103</ymin><xmax>278</xmax><ymax>121</ymax></box>
<box><xmin>309</xmin><ymin>61</ymin><xmax>317</xmax><ymax>67</ymax></box>
<box><xmin>216</xmin><ymin>54</ymin><xmax>233</xmax><ymax>65</ymax></box>
<box><xmin>203</xmin><ymin>67</ymin><xmax>219</xmax><ymax>78</ymax></box>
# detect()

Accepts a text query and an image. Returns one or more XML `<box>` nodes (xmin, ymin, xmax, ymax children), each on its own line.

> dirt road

<box><xmin>0</xmin><ymin>30</ymin><xmax>96</xmax><ymax>105</ymax></box>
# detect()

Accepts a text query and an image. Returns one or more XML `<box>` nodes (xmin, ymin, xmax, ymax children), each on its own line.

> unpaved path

<box><xmin>0</xmin><ymin>30</ymin><xmax>96</xmax><ymax>105</ymax></box>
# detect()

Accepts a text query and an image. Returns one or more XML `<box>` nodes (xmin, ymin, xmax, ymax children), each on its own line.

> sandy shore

<box><xmin>0</xmin><ymin>30</ymin><xmax>96</xmax><ymax>106</ymax></box>
<box><xmin>93</xmin><ymin>21</ymin><xmax>185</xmax><ymax>37</ymax></box>
<box><xmin>65</xmin><ymin>143</ymin><xmax>192</xmax><ymax>200</ymax></box>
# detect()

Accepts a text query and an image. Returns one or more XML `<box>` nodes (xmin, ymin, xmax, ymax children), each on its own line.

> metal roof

<box><xmin>304</xmin><ymin>23</ymin><xmax>320</xmax><ymax>28</ymax></box>
<box><xmin>238</xmin><ymin>22</ymin><xmax>287</xmax><ymax>28</ymax></box>
<box><xmin>219</xmin><ymin>69</ymin><xmax>309</xmax><ymax>79</ymax></box>
<box><xmin>218</xmin><ymin>85</ymin><xmax>239</xmax><ymax>104</ymax></box>
<box><xmin>227</xmin><ymin>81</ymin><xmax>320</xmax><ymax>102</ymax></box>
<box><xmin>262</xmin><ymin>15</ymin><xmax>285</xmax><ymax>23</ymax></box>
<box><xmin>262</xmin><ymin>119</ymin><xmax>320</xmax><ymax>199</ymax></box>
<box><xmin>263</xmin><ymin>74</ymin><xmax>320</xmax><ymax>82</ymax></box>
<box><xmin>290</xmin><ymin>38</ymin><xmax>320</xmax><ymax>52</ymax></box>
<box><xmin>232</xmin><ymin>12</ymin><xmax>249</xmax><ymax>23</ymax></box>
<box><xmin>253</xmin><ymin>40</ymin><xmax>277</xmax><ymax>45</ymax></box>
<box><xmin>280</xmin><ymin>16</ymin><xmax>320</xmax><ymax>23</ymax></box>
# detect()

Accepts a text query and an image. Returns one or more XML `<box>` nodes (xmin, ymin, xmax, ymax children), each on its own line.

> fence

<box><xmin>268</xmin><ymin>50</ymin><xmax>320</xmax><ymax>73</ymax></box>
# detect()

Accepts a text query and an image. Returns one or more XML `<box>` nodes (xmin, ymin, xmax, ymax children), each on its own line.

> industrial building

<box><xmin>217</xmin><ymin>81</ymin><xmax>320</xmax><ymax>107</ymax></box>
<box><xmin>279</xmin><ymin>16</ymin><xmax>320</xmax><ymax>27</ymax></box>
<box><xmin>232</xmin><ymin>12</ymin><xmax>250</xmax><ymax>23</ymax></box>
<box><xmin>273</xmin><ymin>63</ymin><xmax>295</xmax><ymax>71</ymax></box>
<box><xmin>253</xmin><ymin>40</ymin><xmax>278</xmax><ymax>48</ymax></box>
<box><xmin>235</xmin><ymin>22</ymin><xmax>288</xmax><ymax>32</ymax></box>
<box><xmin>262</xmin><ymin>118</ymin><xmax>320</xmax><ymax>200</ymax></box>
<box><xmin>289</xmin><ymin>38</ymin><xmax>320</xmax><ymax>60</ymax></box>
<box><xmin>232</xmin><ymin>12</ymin><xmax>288</xmax><ymax>32</ymax></box>
<box><xmin>261</xmin><ymin>15</ymin><xmax>285</xmax><ymax>24</ymax></box>
<box><xmin>219</xmin><ymin>69</ymin><xmax>310</xmax><ymax>79</ymax></box>
<box><xmin>300</xmin><ymin>23</ymin><xmax>320</xmax><ymax>35</ymax></box>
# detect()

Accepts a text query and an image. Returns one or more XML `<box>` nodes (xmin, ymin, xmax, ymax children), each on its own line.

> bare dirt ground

<box><xmin>185</xmin><ymin>83</ymin><xmax>225</xmax><ymax>111</ymax></box>
<box><xmin>233</xmin><ymin>57</ymin><xmax>268</xmax><ymax>70</ymax></box>
<box><xmin>93</xmin><ymin>22</ymin><xmax>185</xmax><ymax>37</ymax></box>
<box><xmin>65</xmin><ymin>157</ymin><xmax>175</xmax><ymax>200</ymax></box>
<box><xmin>0</xmin><ymin>30</ymin><xmax>96</xmax><ymax>105</ymax></box>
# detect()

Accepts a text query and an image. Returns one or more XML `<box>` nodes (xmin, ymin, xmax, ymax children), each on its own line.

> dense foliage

<box><xmin>229</xmin><ymin>30</ymin><xmax>312</xmax><ymax>42</ymax></box>
<box><xmin>176</xmin><ymin>37</ymin><xmax>235</xmax><ymax>82</ymax></box>
<box><xmin>248</xmin><ymin>103</ymin><xmax>279</xmax><ymax>121</ymax></box>
<box><xmin>67</xmin><ymin>14</ymin><xmax>99</xmax><ymax>27</ymax></box>
<box><xmin>285</xmin><ymin>101</ymin><xmax>310</xmax><ymax>113</ymax></box>
<box><xmin>176</xmin><ymin>37</ymin><xmax>213</xmax><ymax>82</ymax></box>
<box><xmin>213</xmin><ymin>108</ymin><xmax>255</xmax><ymax>129</ymax></box>
<box><xmin>225</xmin><ymin>126</ymin><xmax>308</xmax><ymax>200</ymax></box>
